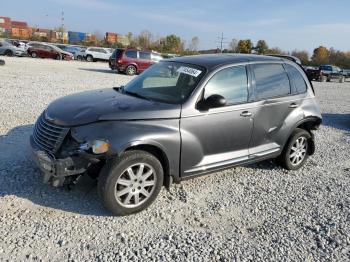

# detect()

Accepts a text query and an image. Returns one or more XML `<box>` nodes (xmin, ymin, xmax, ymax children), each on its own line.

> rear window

<box><xmin>252</xmin><ymin>63</ymin><xmax>290</xmax><ymax>100</ymax></box>
<box><xmin>111</xmin><ymin>49</ymin><xmax>123</xmax><ymax>59</ymax></box>
<box><xmin>139</xmin><ymin>51</ymin><xmax>151</xmax><ymax>60</ymax></box>
<box><xmin>125</xmin><ymin>50</ymin><xmax>137</xmax><ymax>59</ymax></box>
<box><xmin>284</xmin><ymin>64</ymin><xmax>307</xmax><ymax>94</ymax></box>
<box><xmin>320</xmin><ymin>65</ymin><xmax>332</xmax><ymax>71</ymax></box>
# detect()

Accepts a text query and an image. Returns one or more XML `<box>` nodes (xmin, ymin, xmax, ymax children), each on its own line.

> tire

<box><xmin>77</xmin><ymin>55</ymin><xmax>83</xmax><ymax>61</ymax></box>
<box><xmin>126</xmin><ymin>65</ymin><xmax>137</xmax><ymax>76</ymax></box>
<box><xmin>86</xmin><ymin>55</ymin><xmax>94</xmax><ymax>62</ymax></box>
<box><xmin>5</xmin><ymin>50</ymin><xmax>13</xmax><ymax>57</ymax></box>
<box><xmin>56</xmin><ymin>54</ymin><xmax>62</xmax><ymax>60</ymax></box>
<box><xmin>31</xmin><ymin>52</ymin><xmax>38</xmax><ymax>58</ymax></box>
<box><xmin>277</xmin><ymin>128</ymin><xmax>311</xmax><ymax>170</ymax></box>
<box><xmin>339</xmin><ymin>76</ymin><xmax>345</xmax><ymax>83</ymax></box>
<box><xmin>0</xmin><ymin>59</ymin><xmax>4</xmax><ymax>66</ymax></box>
<box><xmin>320</xmin><ymin>76</ymin><xmax>327</xmax><ymax>82</ymax></box>
<box><xmin>98</xmin><ymin>150</ymin><xmax>164</xmax><ymax>216</ymax></box>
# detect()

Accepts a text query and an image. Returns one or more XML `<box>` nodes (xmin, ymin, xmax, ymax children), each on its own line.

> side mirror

<box><xmin>197</xmin><ymin>94</ymin><xmax>226</xmax><ymax>110</ymax></box>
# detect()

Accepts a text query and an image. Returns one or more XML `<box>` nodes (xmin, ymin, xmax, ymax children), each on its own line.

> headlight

<box><xmin>91</xmin><ymin>140</ymin><xmax>110</xmax><ymax>154</ymax></box>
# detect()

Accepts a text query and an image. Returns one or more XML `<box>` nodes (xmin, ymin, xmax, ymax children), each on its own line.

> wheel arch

<box><xmin>122</xmin><ymin>142</ymin><xmax>172</xmax><ymax>187</ymax></box>
<box><xmin>283</xmin><ymin>116</ymin><xmax>322</xmax><ymax>155</ymax></box>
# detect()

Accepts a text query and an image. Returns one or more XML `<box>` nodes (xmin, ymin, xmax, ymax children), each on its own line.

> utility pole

<box><xmin>215</xmin><ymin>32</ymin><xmax>229</xmax><ymax>53</ymax></box>
<box><xmin>60</xmin><ymin>10</ymin><xmax>64</xmax><ymax>43</ymax></box>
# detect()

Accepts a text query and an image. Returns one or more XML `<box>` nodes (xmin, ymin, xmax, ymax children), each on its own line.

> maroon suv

<box><xmin>27</xmin><ymin>43</ymin><xmax>73</xmax><ymax>60</ymax></box>
<box><xmin>109</xmin><ymin>49</ymin><xmax>163</xmax><ymax>75</ymax></box>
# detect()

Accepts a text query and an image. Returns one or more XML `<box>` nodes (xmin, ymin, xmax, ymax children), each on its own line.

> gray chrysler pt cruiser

<box><xmin>31</xmin><ymin>54</ymin><xmax>322</xmax><ymax>215</ymax></box>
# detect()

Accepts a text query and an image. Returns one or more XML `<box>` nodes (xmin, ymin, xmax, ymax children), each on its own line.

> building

<box><xmin>68</xmin><ymin>31</ymin><xmax>86</xmax><ymax>44</ymax></box>
<box><xmin>105</xmin><ymin>32</ymin><xmax>117</xmax><ymax>44</ymax></box>
<box><xmin>85</xmin><ymin>33</ymin><xmax>96</xmax><ymax>43</ymax></box>
<box><xmin>0</xmin><ymin>16</ymin><xmax>12</xmax><ymax>36</ymax></box>
<box><xmin>11</xmin><ymin>20</ymin><xmax>32</xmax><ymax>39</ymax></box>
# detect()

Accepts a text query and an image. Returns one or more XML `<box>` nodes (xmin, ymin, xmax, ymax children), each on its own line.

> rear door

<box><xmin>138</xmin><ymin>51</ymin><xmax>152</xmax><ymax>71</ymax></box>
<box><xmin>249</xmin><ymin>63</ymin><xmax>301</xmax><ymax>156</ymax></box>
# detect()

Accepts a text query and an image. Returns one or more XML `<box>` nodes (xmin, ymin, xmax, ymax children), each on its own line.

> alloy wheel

<box><xmin>114</xmin><ymin>163</ymin><xmax>156</xmax><ymax>208</ymax></box>
<box><xmin>289</xmin><ymin>136</ymin><xmax>307</xmax><ymax>166</ymax></box>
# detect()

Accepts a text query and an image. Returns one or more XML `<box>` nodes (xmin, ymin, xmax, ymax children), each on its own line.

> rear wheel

<box><xmin>277</xmin><ymin>128</ymin><xmax>311</xmax><ymax>170</ymax></box>
<box><xmin>98</xmin><ymin>150</ymin><xmax>163</xmax><ymax>216</ymax></box>
<box><xmin>126</xmin><ymin>65</ymin><xmax>137</xmax><ymax>76</ymax></box>
<box><xmin>31</xmin><ymin>52</ymin><xmax>38</xmax><ymax>58</ymax></box>
<box><xmin>5</xmin><ymin>50</ymin><xmax>13</xmax><ymax>57</ymax></box>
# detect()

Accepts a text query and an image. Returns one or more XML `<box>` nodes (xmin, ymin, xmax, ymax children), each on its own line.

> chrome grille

<box><xmin>32</xmin><ymin>113</ymin><xmax>69</xmax><ymax>153</ymax></box>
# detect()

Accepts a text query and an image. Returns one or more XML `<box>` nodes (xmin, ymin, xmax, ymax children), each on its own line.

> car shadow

<box><xmin>79</xmin><ymin>68</ymin><xmax>117</xmax><ymax>74</ymax></box>
<box><xmin>321</xmin><ymin>113</ymin><xmax>350</xmax><ymax>132</ymax></box>
<box><xmin>0</xmin><ymin>124</ymin><xmax>110</xmax><ymax>216</ymax></box>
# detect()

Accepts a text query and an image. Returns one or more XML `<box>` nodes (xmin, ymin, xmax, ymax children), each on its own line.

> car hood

<box><xmin>45</xmin><ymin>88</ymin><xmax>181</xmax><ymax>126</ymax></box>
<box><xmin>60</xmin><ymin>50</ymin><xmax>73</xmax><ymax>56</ymax></box>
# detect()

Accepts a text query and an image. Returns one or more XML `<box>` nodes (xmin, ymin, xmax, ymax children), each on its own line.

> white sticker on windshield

<box><xmin>177</xmin><ymin>66</ymin><xmax>202</xmax><ymax>77</ymax></box>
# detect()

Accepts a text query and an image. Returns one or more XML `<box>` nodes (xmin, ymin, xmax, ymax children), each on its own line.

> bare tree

<box><xmin>189</xmin><ymin>36</ymin><xmax>200</xmax><ymax>52</ymax></box>
<box><xmin>229</xmin><ymin>39</ymin><xmax>238</xmax><ymax>52</ymax></box>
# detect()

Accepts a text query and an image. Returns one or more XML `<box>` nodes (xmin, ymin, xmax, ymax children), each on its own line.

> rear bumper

<box><xmin>30</xmin><ymin>136</ymin><xmax>89</xmax><ymax>187</ymax></box>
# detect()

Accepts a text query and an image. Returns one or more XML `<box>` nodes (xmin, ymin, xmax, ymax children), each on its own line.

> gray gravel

<box><xmin>0</xmin><ymin>57</ymin><xmax>349</xmax><ymax>261</ymax></box>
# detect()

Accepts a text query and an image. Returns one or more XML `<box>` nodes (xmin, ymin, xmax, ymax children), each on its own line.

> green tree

<box><xmin>267</xmin><ymin>47</ymin><xmax>286</xmax><ymax>55</ymax></box>
<box><xmin>163</xmin><ymin>34</ymin><xmax>183</xmax><ymax>53</ymax></box>
<box><xmin>237</xmin><ymin>39</ymin><xmax>253</xmax><ymax>53</ymax></box>
<box><xmin>311</xmin><ymin>46</ymin><xmax>329</xmax><ymax>65</ymax></box>
<box><xmin>255</xmin><ymin>40</ymin><xmax>269</xmax><ymax>54</ymax></box>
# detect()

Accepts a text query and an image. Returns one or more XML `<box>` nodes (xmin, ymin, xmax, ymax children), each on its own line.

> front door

<box><xmin>180</xmin><ymin>65</ymin><xmax>254</xmax><ymax>177</ymax></box>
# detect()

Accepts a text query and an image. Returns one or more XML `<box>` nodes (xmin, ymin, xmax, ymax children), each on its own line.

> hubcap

<box><xmin>115</xmin><ymin>163</ymin><xmax>156</xmax><ymax>208</ymax></box>
<box><xmin>127</xmin><ymin>67</ymin><xmax>135</xmax><ymax>75</ymax></box>
<box><xmin>289</xmin><ymin>136</ymin><xmax>307</xmax><ymax>166</ymax></box>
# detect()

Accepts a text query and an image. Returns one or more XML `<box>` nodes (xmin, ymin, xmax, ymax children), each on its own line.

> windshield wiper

<box><xmin>123</xmin><ymin>90</ymin><xmax>152</xmax><ymax>101</ymax></box>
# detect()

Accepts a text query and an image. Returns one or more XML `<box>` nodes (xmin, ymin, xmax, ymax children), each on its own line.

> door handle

<box><xmin>240</xmin><ymin>111</ymin><xmax>252</xmax><ymax>117</ymax></box>
<box><xmin>289</xmin><ymin>103</ymin><xmax>298</xmax><ymax>108</ymax></box>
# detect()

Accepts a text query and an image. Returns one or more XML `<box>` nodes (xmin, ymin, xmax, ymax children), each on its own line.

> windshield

<box><xmin>123</xmin><ymin>61</ymin><xmax>206</xmax><ymax>104</ymax></box>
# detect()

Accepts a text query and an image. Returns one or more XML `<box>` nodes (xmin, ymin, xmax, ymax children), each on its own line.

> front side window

<box><xmin>252</xmin><ymin>63</ymin><xmax>290</xmax><ymax>99</ymax></box>
<box><xmin>284</xmin><ymin>64</ymin><xmax>307</xmax><ymax>94</ymax></box>
<box><xmin>125</xmin><ymin>50</ymin><xmax>137</xmax><ymax>59</ymax></box>
<box><xmin>123</xmin><ymin>61</ymin><xmax>205</xmax><ymax>104</ymax></box>
<box><xmin>204</xmin><ymin>66</ymin><xmax>248</xmax><ymax>105</ymax></box>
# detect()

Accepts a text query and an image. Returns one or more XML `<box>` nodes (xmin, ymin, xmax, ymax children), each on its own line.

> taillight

<box><xmin>117</xmin><ymin>59</ymin><xmax>122</xmax><ymax>64</ymax></box>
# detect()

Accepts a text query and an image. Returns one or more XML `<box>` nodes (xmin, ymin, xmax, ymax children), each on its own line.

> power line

<box><xmin>215</xmin><ymin>32</ymin><xmax>229</xmax><ymax>53</ymax></box>
<box><xmin>60</xmin><ymin>10</ymin><xmax>64</xmax><ymax>43</ymax></box>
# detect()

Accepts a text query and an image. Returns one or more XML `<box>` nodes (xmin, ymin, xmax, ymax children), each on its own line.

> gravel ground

<box><xmin>0</xmin><ymin>57</ymin><xmax>349</xmax><ymax>261</ymax></box>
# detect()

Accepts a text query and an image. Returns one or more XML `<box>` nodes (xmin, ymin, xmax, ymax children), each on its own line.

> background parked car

<box><xmin>306</xmin><ymin>65</ymin><xmax>345</xmax><ymax>83</ymax></box>
<box><xmin>109</xmin><ymin>49</ymin><xmax>163</xmax><ymax>75</ymax></box>
<box><xmin>0</xmin><ymin>40</ymin><xmax>26</xmax><ymax>57</ymax></box>
<box><xmin>84</xmin><ymin>47</ymin><xmax>111</xmax><ymax>62</ymax></box>
<box><xmin>27</xmin><ymin>43</ymin><xmax>73</xmax><ymax>60</ymax></box>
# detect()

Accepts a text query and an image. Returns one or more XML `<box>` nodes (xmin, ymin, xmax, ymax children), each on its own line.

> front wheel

<box><xmin>86</xmin><ymin>55</ymin><xmax>94</xmax><ymax>62</ymax></box>
<box><xmin>31</xmin><ymin>52</ymin><xmax>38</xmax><ymax>58</ymax></box>
<box><xmin>5</xmin><ymin>50</ymin><xmax>13</xmax><ymax>57</ymax></box>
<box><xmin>98</xmin><ymin>150</ymin><xmax>164</xmax><ymax>216</ymax></box>
<box><xmin>277</xmin><ymin>128</ymin><xmax>311</xmax><ymax>170</ymax></box>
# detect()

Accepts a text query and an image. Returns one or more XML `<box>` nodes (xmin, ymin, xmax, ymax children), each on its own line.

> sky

<box><xmin>2</xmin><ymin>0</ymin><xmax>350</xmax><ymax>52</ymax></box>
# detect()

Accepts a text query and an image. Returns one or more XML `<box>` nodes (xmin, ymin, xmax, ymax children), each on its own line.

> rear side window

<box><xmin>139</xmin><ymin>52</ymin><xmax>151</xmax><ymax>60</ymax></box>
<box><xmin>204</xmin><ymin>66</ymin><xmax>248</xmax><ymax>105</ymax></box>
<box><xmin>284</xmin><ymin>64</ymin><xmax>307</xmax><ymax>94</ymax></box>
<box><xmin>252</xmin><ymin>63</ymin><xmax>290</xmax><ymax>99</ymax></box>
<box><xmin>125</xmin><ymin>50</ymin><xmax>137</xmax><ymax>59</ymax></box>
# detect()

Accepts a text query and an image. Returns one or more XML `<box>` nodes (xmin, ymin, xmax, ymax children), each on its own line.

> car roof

<box><xmin>167</xmin><ymin>54</ymin><xmax>284</xmax><ymax>70</ymax></box>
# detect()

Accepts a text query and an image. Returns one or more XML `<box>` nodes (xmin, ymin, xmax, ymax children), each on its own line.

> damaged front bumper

<box><xmin>30</xmin><ymin>136</ymin><xmax>93</xmax><ymax>187</ymax></box>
